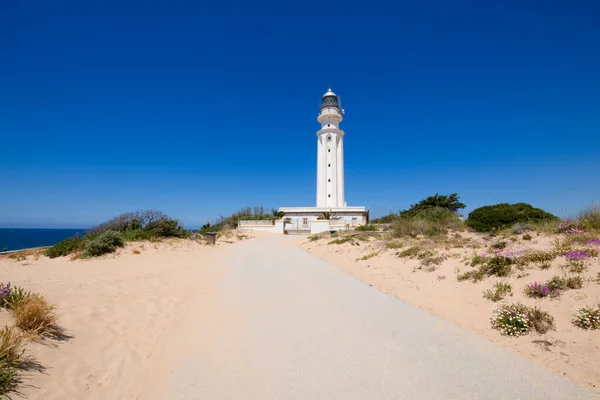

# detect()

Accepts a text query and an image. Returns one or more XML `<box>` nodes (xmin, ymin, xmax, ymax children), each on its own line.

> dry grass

<box><xmin>0</xmin><ymin>327</ymin><xmax>25</xmax><ymax>366</ymax></box>
<box><xmin>132</xmin><ymin>249</ymin><xmax>141</xmax><ymax>255</ymax></box>
<box><xmin>0</xmin><ymin>248</ymin><xmax>46</xmax><ymax>262</ymax></box>
<box><xmin>13</xmin><ymin>295</ymin><xmax>58</xmax><ymax>337</ymax></box>
<box><xmin>0</xmin><ymin>326</ymin><xmax>26</xmax><ymax>396</ymax></box>
<box><xmin>356</xmin><ymin>251</ymin><xmax>380</xmax><ymax>261</ymax></box>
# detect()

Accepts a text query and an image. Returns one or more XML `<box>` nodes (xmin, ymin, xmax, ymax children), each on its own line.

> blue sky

<box><xmin>1</xmin><ymin>1</ymin><xmax>599</xmax><ymax>228</ymax></box>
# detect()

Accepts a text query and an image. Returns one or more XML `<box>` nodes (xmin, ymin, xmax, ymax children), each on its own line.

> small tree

<box><xmin>400</xmin><ymin>193</ymin><xmax>466</xmax><ymax>217</ymax></box>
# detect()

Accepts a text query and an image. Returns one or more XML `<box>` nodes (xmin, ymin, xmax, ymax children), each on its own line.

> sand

<box><xmin>0</xmin><ymin>235</ymin><xmax>251</xmax><ymax>400</ymax></box>
<box><xmin>1</xmin><ymin>229</ymin><xmax>598</xmax><ymax>397</ymax></box>
<box><xmin>303</xmin><ymin>231</ymin><xmax>600</xmax><ymax>393</ymax></box>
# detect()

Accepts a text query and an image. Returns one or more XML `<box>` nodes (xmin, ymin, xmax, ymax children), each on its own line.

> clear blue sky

<box><xmin>1</xmin><ymin>1</ymin><xmax>599</xmax><ymax>228</ymax></box>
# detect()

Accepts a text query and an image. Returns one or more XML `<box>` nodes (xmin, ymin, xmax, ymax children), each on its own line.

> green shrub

<box><xmin>483</xmin><ymin>282</ymin><xmax>512</xmax><ymax>302</ymax></box>
<box><xmin>523</xmin><ymin>234</ymin><xmax>532</xmax><ymax>241</ymax></box>
<box><xmin>517</xmin><ymin>250</ymin><xmax>557</xmax><ymax>267</ymax></box>
<box><xmin>466</xmin><ymin>203</ymin><xmax>558</xmax><ymax>232</ymax></box>
<box><xmin>82</xmin><ymin>231</ymin><xmax>124</xmax><ymax>258</ymax></box>
<box><xmin>0</xmin><ymin>363</ymin><xmax>16</xmax><ymax>396</ymax></box>
<box><xmin>491</xmin><ymin>303</ymin><xmax>554</xmax><ymax>336</ymax></box>
<box><xmin>399</xmin><ymin>193</ymin><xmax>466</xmax><ymax>217</ymax></box>
<box><xmin>459</xmin><ymin>256</ymin><xmax>513</xmax><ymax>282</ymax></box>
<box><xmin>572</xmin><ymin>305</ymin><xmax>600</xmax><ymax>330</ymax></box>
<box><xmin>491</xmin><ymin>241</ymin><xmax>507</xmax><ymax>249</ymax></box>
<box><xmin>486</xmin><ymin>256</ymin><xmax>513</xmax><ymax>277</ymax></box>
<box><xmin>385</xmin><ymin>239</ymin><xmax>404</xmax><ymax>249</ymax></box>
<box><xmin>45</xmin><ymin>237</ymin><xmax>85</xmax><ymax>258</ymax></box>
<box><xmin>355</xmin><ymin>225</ymin><xmax>376</xmax><ymax>232</ymax></box>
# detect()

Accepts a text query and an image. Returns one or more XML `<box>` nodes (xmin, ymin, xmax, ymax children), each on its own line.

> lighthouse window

<box><xmin>328</xmin><ymin>164</ymin><xmax>331</xmax><ymax>167</ymax></box>
<box><xmin>328</xmin><ymin>179</ymin><xmax>331</xmax><ymax>182</ymax></box>
<box><xmin>328</xmin><ymin>149</ymin><xmax>330</xmax><ymax>152</ymax></box>
<box><xmin>327</xmin><ymin>136</ymin><xmax>331</xmax><ymax>141</ymax></box>
<box><xmin>328</xmin><ymin>195</ymin><xmax>331</xmax><ymax>198</ymax></box>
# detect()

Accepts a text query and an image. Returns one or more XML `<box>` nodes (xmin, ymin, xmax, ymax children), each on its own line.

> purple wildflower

<box><xmin>526</xmin><ymin>282</ymin><xmax>551</xmax><ymax>297</ymax></box>
<box><xmin>565</xmin><ymin>251</ymin><xmax>591</xmax><ymax>261</ymax></box>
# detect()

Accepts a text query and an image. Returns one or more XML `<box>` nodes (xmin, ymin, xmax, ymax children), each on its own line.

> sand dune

<box><xmin>0</xmin><ymin>238</ymin><xmax>239</xmax><ymax>399</ymax></box>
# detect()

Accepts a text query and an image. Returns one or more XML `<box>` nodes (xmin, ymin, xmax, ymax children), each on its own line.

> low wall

<box><xmin>237</xmin><ymin>220</ymin><xmax>285</xmax><ymax>234</ymax></box>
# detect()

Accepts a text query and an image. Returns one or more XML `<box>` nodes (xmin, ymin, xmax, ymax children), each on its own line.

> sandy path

<box><xmin>151</xmin><ymin>236</ymin><xmax>597</xmax><ymax>399</ymax></box>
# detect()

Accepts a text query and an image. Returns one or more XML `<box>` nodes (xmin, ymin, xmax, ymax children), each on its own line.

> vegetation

<box><xmin>491</xmin><ymin>303</ymin><xmax>554</xmax><ymax>337</ymax></box>
<box><xmin>46</xmin><ymin>210</ymin><xmax>189</xmax><ymax>258</ymax></box>
<box><xmin>390</xmin><ymin>208</ymin><xmax>464</xmax><ymax>238</ymax></box>
<box><xmin>458</xmin><ymin>255</ymin><xmax>513</xmax><ymax>282</ymax></box>
<box><xmin>547</xmin><ymin>275</ymin><xmax>583</xmax><ymax>292</ymax></box>
<box><xmin>0</xmin><ymin>283</ymin><xmax>62</xmax><ymax>396</ymax></box>
<box><xmin>45</xmin><ymin>237</ymin><xmax>85</xmax><ymax>258</ymax></box>
<box><xmin>575</xmin><ymin>203</ymin><xmax>600</xmax><ymax>232</ymax></box>
<box><xmin>355</xmin><ymin>224</ymin><xmax>377</xmax><ymax>232</ymax></box>
<box><xmin>399</xmin><ymin>193</ymin><xmax>466</xmax><ymax>217</ymax></box>
<box><xmin>466</xmin><ymin>203</ymin><xmax>558</xmax><ymax>232</ymax></box>
<box><xmin>483</xmin><ymin>282</ymin><xmax>512</xmax><ymax>302</ymax></box>
<box><xmin>572</xmin><ymin>305</ymin><xmax>600</xmax><ymax>330</ymax></box>
<box><xmin>81</xmin><ymin>231</ymin><xmax>125</xmax><ymax>258</ymax></box>
<box><xmin>356</xmin><ymin>251</ymin><xmax>380</xmax><ymax>261</ymax></box>
<box><xmin>0</xmin><ymin>283</ymin><xmax>32</xmax><ymax>310</ymax></box>
<box><xmin>0</xmin><ymin>326</ymin><xmax>25</xmax><ymax>395</ymax></box>
<box><xmin>13</xmin><ymin>295</ymin><xmax>58</xmax><ymax>337</ymax></box>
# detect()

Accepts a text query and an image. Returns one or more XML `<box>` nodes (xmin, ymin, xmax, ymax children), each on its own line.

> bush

<box><xmin>45</xmin><ymin>237</ymin><xmax>85</xmax><ymax>258</ymax></box>
<box><xmin>528</xmin><ymin>307</ymin><xmax>555</xmax><ymax>334</ymax></box>
<box><xmin>0</xmin><ymin>326</ymin><xmax>24</xmax><ymax>396</ymax></box>
<box><xmin>459</xmin><ymin>256</ymin><xmax>513</xmax><ymax>282</ymax></box>
<box><xmin>82</xmin><ymin>231</ymin><xmax>124</xmax><ymax>258</ymax></box>
<box><xmin>491</xmin><ymin>303</ymin><xmax>530</xmax><ymax>337</ymax></box>
<box><xmin>483</xmin><ymin>282</ymin><xmax>512</xmax><ymax>302</ymax></box>
<box><xmin>399</xmin><ymin>193</ymin><xmax>466</xmax><ymax>217</ymax></box>
<box><xmin>524</xmin><ymin>282</ymin><xmax>551</xmax><ymax>298</ymax></box>
<box><xmin>355</xmin><ymin>224</ymin><xmax>376</xmax><ymax>232</ymax></box>
<box><xmin>391</xmin><ymin>209</ymin><xmax>464</xmax><ymax>238</ymax></box>
<box><xmin>13</xmin><ymin>295</ymin><xmax>58</xmax><ymax>336</ymax></box>
<box><xmin>466</xmin><ymin>203</ymin><xmax>558</xmax><ymax>232</ymax></box>
<box><xmin>0</xmin><ymin>283</ymin><xmax>32</xmax><ymax>310</ymax></box>
<box><xmin>0</xmin><ymin>327</ymin><xmax>24</xmax><ymax>367</ymax></box>
<box><xmin>572</xmin><ymin>305</ymin><xmax>600</xmax><ymax>330</ymax></box>
<box><xmin>491</xmin><ymin>303</ymin><xmax>554</xmax><ymax>336</ymax></box>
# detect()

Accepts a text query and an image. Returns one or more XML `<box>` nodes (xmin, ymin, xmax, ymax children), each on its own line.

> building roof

<box><xmin>322</xmin><ymin>88</ymin><xmax>337</xmax><ymax>98</ymax></box>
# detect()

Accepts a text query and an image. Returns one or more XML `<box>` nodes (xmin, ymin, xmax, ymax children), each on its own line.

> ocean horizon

<box><xmin>0</xmin><ymin>228</ymin><xmax>87</xmax><ymax>252</ymax></box>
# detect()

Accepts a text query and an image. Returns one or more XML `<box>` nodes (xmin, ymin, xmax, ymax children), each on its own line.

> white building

<box><xmin>239</xmin><ymin>89</ymin><xmax>367</xmax><ymax>234</ymax></box>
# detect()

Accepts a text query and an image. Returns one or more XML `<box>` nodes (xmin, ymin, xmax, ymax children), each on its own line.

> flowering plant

<box><xmin>557</xmin><ymin>218</ymin><xmax>582</xmax><ymax>233</ymax></box>
<box><xmin>572</xmin><ymin>305</ymin><xmax>600</xmax><ymax>330</ymax></box>
<box><xmin>587</xmin><ymin>238</ymin><xmax>600</xmax><ymax>246</ymax></box>
<box><xmin>491</xmin><ymin>303</ymin><xmax>530</xmax><ymax>337</ymax></box>
<box><xmin>524</xmin><ymin>282</ymin><xmax>551</xmax><ymax>298</ymax></box>
<box><xmin>565</xmin><ymin>251</ymin><xmax>591</xmax><ymax>261</ymax></box>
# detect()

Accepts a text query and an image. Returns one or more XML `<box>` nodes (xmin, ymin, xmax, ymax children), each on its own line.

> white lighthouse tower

<box><xmin>242</xmin><ymin>88</ymin><xmax>367</xmax><ymax>235</ymax></box>
<box><xmin>316</xmin><ymin>89</ymin><xmax>346</xmax><ymax>208</ymax></box>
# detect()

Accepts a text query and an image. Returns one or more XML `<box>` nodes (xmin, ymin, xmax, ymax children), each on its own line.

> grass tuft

<box><xmin>483</xmin><ymin>281</ymin><xmax>512</xmax><ymax>302</ymax></box>
<box><xmin>13</xmin><ymin>295</ymin><xmax>58</xmax><ymax>337</ymax></box>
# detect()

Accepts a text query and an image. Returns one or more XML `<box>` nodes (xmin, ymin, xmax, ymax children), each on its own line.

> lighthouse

<box><xmin>316</xmin><ymin>89</ymin><xmax>346</xmax><ymax>208</ymax></box>
<box><xmin>241</xmin><ymin>88</ymin><xmax>367</xmax><ymax>235</ymax></box>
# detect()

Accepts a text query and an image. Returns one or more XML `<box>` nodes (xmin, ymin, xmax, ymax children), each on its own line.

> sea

<box><xmin>0</xmin><ymin>228</ymin><xmax>87</xmax><ymax>252</ymax></box>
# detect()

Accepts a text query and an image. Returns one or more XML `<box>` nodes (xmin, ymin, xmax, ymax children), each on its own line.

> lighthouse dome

<box><xmin>322</xmin><ymin>88</ymin><xmax>337</xmax><ymax>98</ymax></box>
<box><xmin>320</xmin><ymin>88</ymin><xmax>339</xmax><ymax>109</ymax></box>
